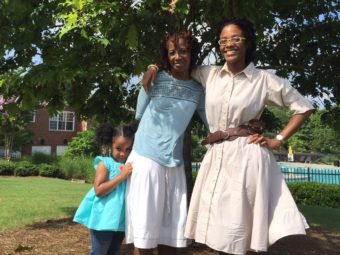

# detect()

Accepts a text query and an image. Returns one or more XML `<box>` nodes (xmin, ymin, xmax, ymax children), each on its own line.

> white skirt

<box><xmin>125</xmin><ymin>150</ymin><xmax>188</xmax><ymax>249</ymax></box>
<box><xmin>185</xmin><ymin>137</ymin><xmax>308</xmax><ymax>255</ymax></box>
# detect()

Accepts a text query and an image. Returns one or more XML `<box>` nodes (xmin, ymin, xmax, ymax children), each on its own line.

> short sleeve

<box><xmin>93</xmin><ymin>156</ymin><xmax>105</xmax><ymax>170</ymax></box>
<box><xmin>93</xmin><ymin>156</ymin><xmax>122</xmax><ymax>179</ymax></box>
<box><xmin>265</xmin><ymin>74</ymin><xmax>314</xmax><ymax>115</ymax></box>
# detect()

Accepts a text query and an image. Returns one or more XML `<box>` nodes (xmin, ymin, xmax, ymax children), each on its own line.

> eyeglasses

<box><xmin>218</xmin><ymin>37</ymin><xmax>246</xmax><ymax>46</ymax></box>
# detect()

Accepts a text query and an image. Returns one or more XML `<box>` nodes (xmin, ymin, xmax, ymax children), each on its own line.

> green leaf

<box><xmin>126</xmin><ymin>25</ymin><xmax>138</xmax><ymax>49</ymax></box>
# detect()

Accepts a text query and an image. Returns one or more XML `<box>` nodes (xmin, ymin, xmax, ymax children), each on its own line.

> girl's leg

<box><xmin>90</xmin><ymin>230</ymin><xmax>114</xmax><ymax>255</ymax></box>
<box><xmin>107</xmin><ymin>231</ymin><xmax>125</xmax><ymax>255</ymax></box>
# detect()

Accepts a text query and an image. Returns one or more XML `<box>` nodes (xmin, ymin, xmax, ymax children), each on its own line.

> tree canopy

<box><xmin>1</xmin><ymin>0</ymin><xmax>339</xmax><ymax>124</ymax></box>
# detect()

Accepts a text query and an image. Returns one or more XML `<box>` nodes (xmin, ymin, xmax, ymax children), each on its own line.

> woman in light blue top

<box><xmin>125</xmin><ymin>31</ymin><xmax>207</xmax><ymax>255</ymax></box>
<box><xmin>74</xmin><ymin>123</ymin><xmax>135</xmax><ymax>255</ymax></box>
<box><xmin>142</xmin><ymin>18</ymin><xmax>314</xmax><ymax>255</ymax></box>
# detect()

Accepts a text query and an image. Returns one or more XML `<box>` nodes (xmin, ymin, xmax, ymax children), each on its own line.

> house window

<box><xmin>29</xmin><ymin>112</ymin><xmax>36</xmax><ymax>123</ymax></box>
<box><xmin>49</xmin><ymin>111</ymin><xmax>75</xmax><ymax>131</ymax></box>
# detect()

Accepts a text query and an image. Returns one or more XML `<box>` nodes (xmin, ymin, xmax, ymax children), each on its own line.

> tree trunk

<box><xmin>183</xmin><ymin>122</ymin><xmax>194</xmax><ymax>205</ymax></box>
<box><xmin>229</xmin><ymin>0</ymin><xmax>238</xmax><ymax>17</ymax></box>
<box><xmin>4</xmin><ymin>133</ymin><xmax>14</xmax><ymax>161</ymax></box>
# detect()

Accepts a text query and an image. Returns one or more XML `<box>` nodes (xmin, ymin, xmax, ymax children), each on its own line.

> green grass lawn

<box><xmin>0</xmin><ymin>177</ymin><xmax>339</xmax><ymax>234</ymax></box>
<box><xmin>299</xmin><ymin>204</ymin><xmax>340</xmax><ymax>232</ymax></box>
<box><xmin>0</xmin><ymin>177</ymin><xmax>91</xmax><ymax>232</ymax></box>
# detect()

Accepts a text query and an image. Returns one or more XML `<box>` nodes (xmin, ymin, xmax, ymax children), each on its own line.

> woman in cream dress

<box><xmin>184</xmin><ymin>18</ymin><xmax>314</xmax><ymax>254</ymax></box>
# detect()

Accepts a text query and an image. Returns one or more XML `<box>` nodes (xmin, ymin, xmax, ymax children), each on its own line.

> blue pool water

<box><xmin>192</xmin><ymin>162</ymin><xmax>340</xmax><ymax>185</ymax></box>
<box><xmin>279</xmin><ymin>163</ymin><xmax>340</xmax><ymax>185</ymax></box>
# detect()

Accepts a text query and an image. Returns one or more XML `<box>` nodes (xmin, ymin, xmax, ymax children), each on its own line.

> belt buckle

<box><xmin>221</xmin><ymin>130</ymin><xmax>230</xmax><ymax>140</ymax></box>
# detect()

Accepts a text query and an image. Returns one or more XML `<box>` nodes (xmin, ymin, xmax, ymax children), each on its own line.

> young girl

<box><xmin>73</xmin><ymin>123</ymin><xmax>135</xmax><ymax>255</ymax></box>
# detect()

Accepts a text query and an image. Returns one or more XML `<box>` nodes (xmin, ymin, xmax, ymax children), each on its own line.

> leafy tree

<box><xmin>0</xmin><ymin>94</ymin><xmax>32</xmax><ymax>160</ymax></box>
<box><xmin>264</xmin><ymin>106</ymin><xmax>340</xmax><ymax>155</ymax></box>
<box><xmin>1</xmin><ymin>0</ymin><xmax>338</xmax><ymax>117</ymax></box>
<box><xmin>1</xmin><ymin>0</ymin><xmax>338</xmax><ymax>194</ymax></box>
<box><xmin>320</xmin><ymin>105</ymin><xmax>340</xmax><ymax>136</ymax></box>
<box><xmin>305</xmin><ymin>110</ymin><xmax>340</xmax><ymax>154</ymax></box>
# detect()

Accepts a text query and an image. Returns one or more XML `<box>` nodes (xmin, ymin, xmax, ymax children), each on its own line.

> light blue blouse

<box><xmin>133</xmin><ymin>71</ymin><xmax>207</xmax><ymax>167</ymax></box>
<box><xmin>73</xmin><ymin>156</ymin><xmax>126</xmax><ymax>231</ymax></box>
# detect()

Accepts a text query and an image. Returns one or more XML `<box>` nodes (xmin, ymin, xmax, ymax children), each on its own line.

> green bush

<box><xmin>192</xmin><ymin>134</ymin><xmax>207</xmax><ymax>162</ymax></box>
<box><xmin>0</xmin><ymin>160</ymin><xmax>16</xmax><ymax>175</ymax></box>
<box><xmin>39</xmin><ymin>163</ymin><xmax>64</xmax><ymax>178</ymax></box>
<box><xmin>192</xmin><ymin>170</ymin><xmax>198</xmax><ymax>182</ymax></box>
<box><xmin>14</xmin><ymin>161</ymin><xmax>39</xmax><ymax>176</ymax></box>
<box><xmin>31</xmin><ymin>153</ymin><xmax>58</xmax><ymax>165</ymax></box>
<box><xmin>63</xmin><ymin>130</ymin><xmax>99</xmax><ymax>157</ymax></box>
<box><xmin>288</xmin><ymin>182</ymin><xmax>340</xmax><ymax>208</ymax></box>
<box><xmin>58</xmin><ymin>156</ymin><xmax>94</xmax><ymax>182</ymax></box>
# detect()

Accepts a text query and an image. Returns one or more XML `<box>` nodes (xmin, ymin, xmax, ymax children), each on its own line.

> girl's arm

<box><xmin>93</xmin><ymin>162</ymin><xmax>132</xmax><ymax>197</ymax></box>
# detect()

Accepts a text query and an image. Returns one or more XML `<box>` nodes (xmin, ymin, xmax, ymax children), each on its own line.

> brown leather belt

<box><xmin>201</xmin><ymin>119</ymin><xmax>265</xmax><ymax>146</ymax></box>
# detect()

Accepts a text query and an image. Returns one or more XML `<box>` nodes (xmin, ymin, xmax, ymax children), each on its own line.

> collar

<box><xmin>219</xmin><ymin>62</ymin><xmax>256</xmax><ymax>81</ymax></box>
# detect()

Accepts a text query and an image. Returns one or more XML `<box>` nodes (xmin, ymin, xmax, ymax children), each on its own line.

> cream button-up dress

<box><xmin>185</xmin><ymin>63</ymin><xmax>314</xmax><ymax>255</ymax></box>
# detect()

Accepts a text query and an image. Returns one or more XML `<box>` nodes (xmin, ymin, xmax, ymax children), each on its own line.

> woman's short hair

<box><xmin>159</xmin><ymin>31</ymin><xmax>200</xmax><ymax>72</ymax></box>
<box><xmin>217</xmin><ymin>17</ymin><xmax>256</xmax><ymax>65</ymax></box>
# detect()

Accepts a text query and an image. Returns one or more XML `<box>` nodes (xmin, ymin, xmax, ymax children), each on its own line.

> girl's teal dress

<box><xmin>73</xmin><ymin>156</ymin><xmax>126</xmax><ymax>231</ymax></box>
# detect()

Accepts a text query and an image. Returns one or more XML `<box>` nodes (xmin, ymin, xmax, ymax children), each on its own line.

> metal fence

<box><xmin>280</xmin><ymin>166</ymin><xmax>340</xmax><ymax>185</ymax></box>
<box><xmin>192</xmin><ymin>163</ymin><xmax>340</xmax><ymax>185</ymax></box>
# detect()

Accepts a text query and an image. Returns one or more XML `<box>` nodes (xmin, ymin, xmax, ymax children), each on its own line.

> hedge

<box><xmin>0</xmin><ymin>160</ymin><xmax>16</xmax><ymax>175</ymax></box>
<box><xmin>14</xmin><ymin>161</ymin><xmax>39</xmax><ymax>177</ymax></box>
<box><xmin>288</xmin><ymin>182</ymin><xmax>340</xmax><ymax>208</ymax></box>
<box><xmin>39</xmin><ymin>163</ymin><xmax>64</xmax><ymax>178</ymax></box>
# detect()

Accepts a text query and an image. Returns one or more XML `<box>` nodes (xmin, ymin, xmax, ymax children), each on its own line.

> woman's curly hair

<box><xmin>159</xmin><ymin>31</ymin><xmax>200</xmax><ymax>72</ymax></box>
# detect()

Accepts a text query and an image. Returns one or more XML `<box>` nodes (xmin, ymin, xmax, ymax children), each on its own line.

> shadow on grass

<box><xmin>60</xmin><ymin>206</ymin><xmax>78</xmax><ymax>215</ymax></box>
<box><xmin>28</xmin><ymin>207</ymin><xmax>78</xmax><ymax>230</ymax></box>
<box><xmin>28</xmin><ymin>217</ymin><xmax>74</xmax><ymax>230</ymax></box>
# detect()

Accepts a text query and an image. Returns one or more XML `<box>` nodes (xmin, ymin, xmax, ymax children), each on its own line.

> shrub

<box><xmin>192</xmin><ymin>134</ymin><xmax>207</xmax><ymax>162</ymax></box>
<box><xmin>39</xmin><ymin>163</ymin><xmax>64</xmax><ymax>178</ymax></box>
<box><xmin>14</xmin><ymin>161</ymin><xmax>39</xmax><ymax>177</ymax></box>
<box><xmin>63</xmin><ymin>130</ymin><xmax>99</xmax><ymax>157</ymax></box>
<box><xmin>58</xmin><ymin>156</ymin><xmax>94</xmax><ymax>182</ymax></box>
<box><xmin>288</xmin><ymin>182</ymin><xmax>340</xmax><ymax>208</ymax></box>
<box><xmin>31</xmin><ymin>153</ymin><xmax>58</xmax><ymax>165</ymax></box>
<box><xmin>0</xmin><ymin>160</ymin><xmax>16</xmax><ymax>176</ymax></box>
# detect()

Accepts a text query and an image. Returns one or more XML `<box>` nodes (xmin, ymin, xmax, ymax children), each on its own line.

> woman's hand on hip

<box><xmin>248</xmin><ymin>134</ymin><xmax>282</xmax><ymax>150</ymax></box>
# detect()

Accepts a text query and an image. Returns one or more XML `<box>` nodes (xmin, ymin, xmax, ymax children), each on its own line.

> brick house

<box><xmin>21</xmin><ymin>107</ymin><xmax>87</xmax><ymax>156</ymax></box>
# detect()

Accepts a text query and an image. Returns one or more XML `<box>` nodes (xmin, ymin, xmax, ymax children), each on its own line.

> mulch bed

<box><xmin>0</xmin><ymin>218</ymin><xmax>339</xmax><ymax>255</ymax></box>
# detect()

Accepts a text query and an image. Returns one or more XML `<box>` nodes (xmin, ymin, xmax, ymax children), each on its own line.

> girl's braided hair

<box><xmin>95</xmin><ymin>122</ymin><xmax>138</xmax><ymax>156</ymax></box>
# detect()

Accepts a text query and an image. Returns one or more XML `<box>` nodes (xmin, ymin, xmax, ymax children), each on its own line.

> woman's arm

<box><xmin>248</xmin><ymin>109</ymin><xmax>314</xmax><ymax>150</ymax></box>
<box><xmin>141</xmin><ymin>66</ymin><xmax>158</xmax><ymax>95</ymax></box>
<box><xmin>135</xmin><ymin>86</ymin><xmax>151</xmax><ymax>120</ymax></box>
